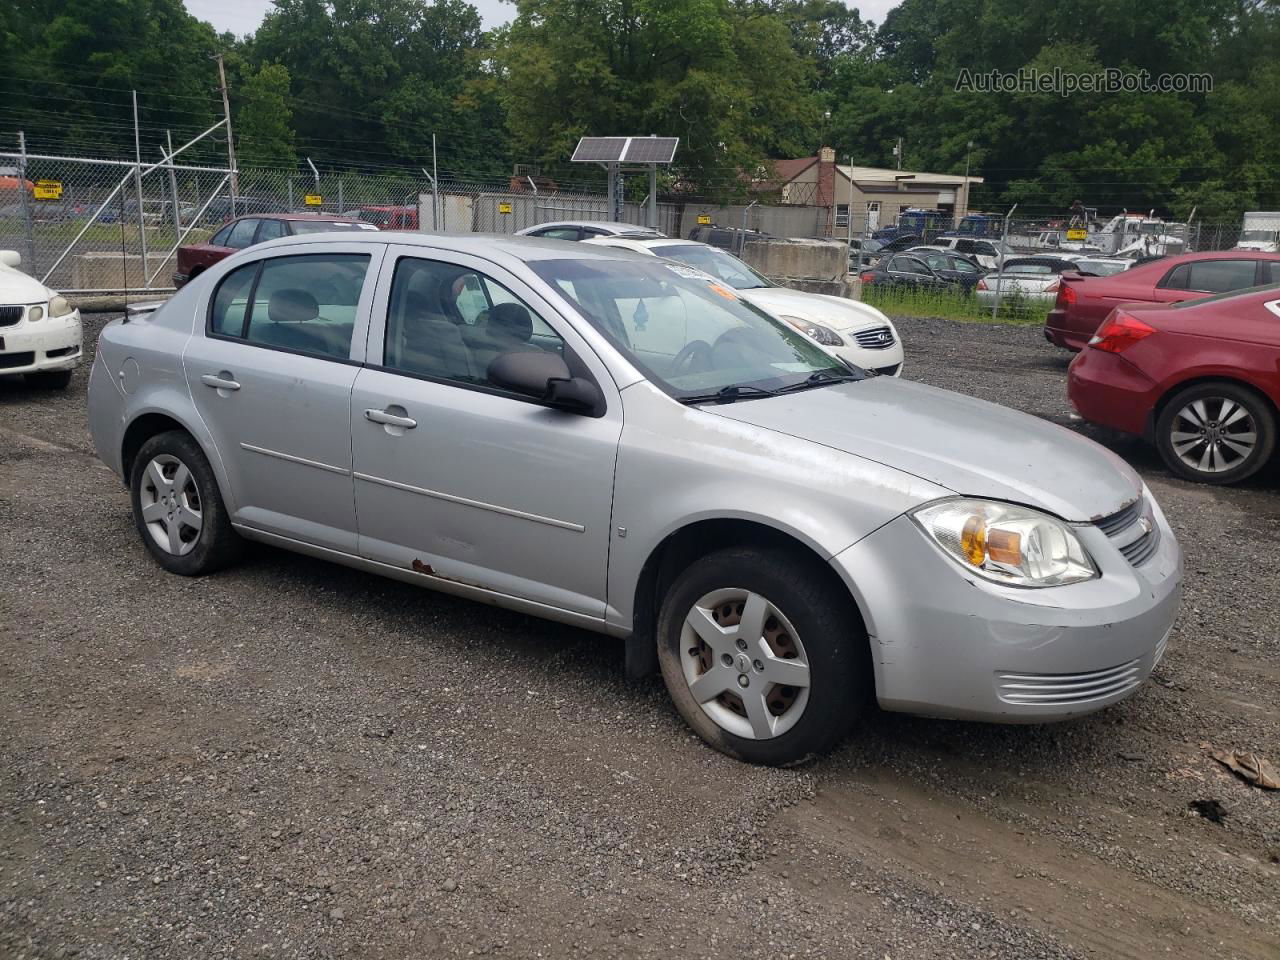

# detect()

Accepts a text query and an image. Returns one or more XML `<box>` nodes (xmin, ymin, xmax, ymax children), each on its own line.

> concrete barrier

<box><xmin>740</xmin><ymin>237</ymin><xmax>851</xmax><ymax>297</ymax></box>
<box><xmin>71</xmin><ymin>252</ymin><xmax>176</xmax><ymax>291</ymax></box>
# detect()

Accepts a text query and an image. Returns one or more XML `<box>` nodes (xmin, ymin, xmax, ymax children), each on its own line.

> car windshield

<box><xmin>649</xmin><ymin>244</ymin><xmax>771</xmax><ymax>290</ymax></box>
<box><xmin>289</xmin><ymin>220</ymin><xmax>377</xmax><ymax>234</ymax></box>
<box><xmin>529</xmin><ymin>257</ymin><xmax>857</xmax><ymax>400</ymax></box>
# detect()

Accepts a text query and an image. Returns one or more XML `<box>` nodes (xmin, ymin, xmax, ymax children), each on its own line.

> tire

<box><xmin>656</xmin><ymin>546</ymin><xmax>869</xmax><ymax>766</ymax></box>
<box><xmin>129</xmin><ymin>430</ymin><xmax>243</xmax><ymax>575</ymax></box>
<box><xmin>1155</xmin><ymin>382</ymin><xmax>1276</xmax><ymax>485</ymax></box>
<box><xmin>25</xmin><ymin>370</ymin><xmax>72</xmax><ymax>389</ymax></box>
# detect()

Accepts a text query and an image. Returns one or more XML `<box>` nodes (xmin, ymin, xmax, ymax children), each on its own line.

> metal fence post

<box><xmin>991</xmin><ymin>203</ymin><xmax>1017</xmax><ymax>321</ymax></box>
<box><xmin>131</xmin><ymin>91</ymin><xmax>150</xmax><ymax>289</ymax></box>
<box><xmin>17</xmin><ymin>131</ymin><xmax>36</xmax><ymax>272</ymax></box>
<box><xmin>287</xmin><ymin>177</ymin><xmax>293</xmax><ymax>211</ymax></box>
<box><xmin>338</xmin><ymin>177</ymin><xmax>344</xmax><ymax>215</ymax></box>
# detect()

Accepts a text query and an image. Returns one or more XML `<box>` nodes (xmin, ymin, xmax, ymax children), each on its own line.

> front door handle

<box><xmin>201</xmin><ymin>372</ymin><xmax>240</xmax><ymax>391</ymax></box>
<box><xmin>365</xmin><ymin>408</ymin><xmax>417</xmax><ymax>429</ymax></box>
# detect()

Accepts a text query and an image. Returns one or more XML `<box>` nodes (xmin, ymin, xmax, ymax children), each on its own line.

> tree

<box><xmin>497</xmin><ymin>0</ymin><xmax>820</xmax><ymax>197</ymax></box>
<box><xmin>236</xmin><ymin>63</ymin><xmax>297</xmax><ymax>167</ymax></box>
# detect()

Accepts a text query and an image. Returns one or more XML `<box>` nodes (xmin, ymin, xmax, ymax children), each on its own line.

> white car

<box><xmin>583</xmin><ymin>236</ymin><xmax>904</xmax><ymax>376</ymax></box>
<box><xmin>975</xmin><ymin>256</ymin><xmax>1081</xmax><ymax>305</ymax></box>
<box><xmin>515</xmin><ymin>221</ymin><xmax>665</xmax><ymax>242</ymax></box>
<box><xmin>0</xmin><ymin>251</ymin><xmax>83</xmax><ymax>388</ymax></box>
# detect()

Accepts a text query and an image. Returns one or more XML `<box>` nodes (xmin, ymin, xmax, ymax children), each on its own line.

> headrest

<box><xmin>268</xmin><ymin>288</ymin><xmax>319</xmax><ymax>323</ymax></box>
<box><xmin>486</xmin><ymin>302</ymin><xmax>533</xmax><ymax>343</ymax></box>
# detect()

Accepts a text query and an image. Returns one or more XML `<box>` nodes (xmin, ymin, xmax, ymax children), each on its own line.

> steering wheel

<box><xmin>669</xmin><ymin>339</ymin><xmax>713</xmax><ymax>376</ymax></box>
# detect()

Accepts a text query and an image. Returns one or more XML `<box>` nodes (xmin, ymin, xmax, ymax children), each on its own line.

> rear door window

<box><xmin>1186</xmin><ymin>259</ymin><xmax>1262</xmax><ymax>293</ymax></box>
<box><xmin>209</xmin><ymin>253</ymin><xmax>371</xmax><ymax>361</ymax></box>
<box><xmin>225</xmin><ymin>218</ymin><xmax>259</xmax><ymax>250</ymax></box>
<box><xmin>210</xmin><ymin>223</ymin><xmax>235</xmax><ymax>247</ymax></box>
<box><xmin>256</xmin><ymin>219</ymin><xmax>287</xmax><ymax>242</ymax></box>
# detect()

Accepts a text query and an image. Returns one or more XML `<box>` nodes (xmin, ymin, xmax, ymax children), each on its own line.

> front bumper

<box><xmin>832</xmin><ymin>498</ymin><xmax>1181</xmax><ymax>722</ymax></box>
<box><xmin>0</xmin><ymin>309</ymin><xmax>83</xmax><ymax>375</ymax></box>
<box><xmin>831</xmin><ymin>340</ymin><xmax>905</xmax><ymax>378</ymax></box>
<box><xmin>1067</xmin><ymin>348</ymin><xmax>1157</xmax><ymax>437</ymax></box>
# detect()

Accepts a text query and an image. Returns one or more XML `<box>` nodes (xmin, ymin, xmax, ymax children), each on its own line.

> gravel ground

<box><xmin>1</xmin><ymin>313</ymin><xmax>1276</xmax><ymax>960</ymax></box>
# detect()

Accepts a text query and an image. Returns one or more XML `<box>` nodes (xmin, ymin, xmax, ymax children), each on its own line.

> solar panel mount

<box><xmin>571</xmin><ymin>136</ymin><xmax>679</xmax><ymax>164</ymax></box>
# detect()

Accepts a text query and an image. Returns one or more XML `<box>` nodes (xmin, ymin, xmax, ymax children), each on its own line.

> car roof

<box><xmin>247</xmin><ymin>231</ymin><xmax>654</xmax><ymax>264</ymax></box>
<box><xmin>226</xmin><ymin>212</ymin><xmax>365</xmax><ymax>223</ymax></box>
<box><xmin>516</xmin><ymin>220</ymin><xmax>662</xmax><ymax>235</ymax></box>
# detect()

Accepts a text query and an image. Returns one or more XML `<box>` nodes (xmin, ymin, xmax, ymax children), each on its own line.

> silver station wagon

<box><xmin>88</xmin><ymin>233</ymin><xmax>1182</xmax><ymax>765</ymax></box>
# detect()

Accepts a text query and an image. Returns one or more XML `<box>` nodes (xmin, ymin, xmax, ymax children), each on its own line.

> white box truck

<box><xmin>1236</xmin><ymin>212</ymin><xmax>1280</xmax><ymax>253</ymax></box>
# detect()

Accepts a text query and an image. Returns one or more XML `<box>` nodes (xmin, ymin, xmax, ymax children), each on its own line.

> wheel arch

<box><xmin>624</xmin><ymin>517</ymin><xmax>869</xmax><ymax>680</ymax></box>
<box><xmin>1151</xmin><ymin>374</ymin><xmax>1279</xmax><ymax>432</ymax></box>
<box><xmin>119</xmin><ymin>402</ymin><xmax>237</xmax><ymax>515</ymax></box>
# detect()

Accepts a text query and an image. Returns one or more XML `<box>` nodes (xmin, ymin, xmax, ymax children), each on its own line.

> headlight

<box><xmin>781</xmin><ymin>316</ymin><xmax>844</xmax><ymax>346</ymax></box>
<box><xmin>49</xmin><ymin>295</ymin><xmax>74</xmax><ymax>317</ymax></box>
<box><xmin>911</xmin><ymin>498</ymin><xmax>1097</xmax><ymax>587</ymax></box>
<box><xmin>27</xmin><ymin>305</ymin><xmax>44</xmax><ymax>322</ymax></box>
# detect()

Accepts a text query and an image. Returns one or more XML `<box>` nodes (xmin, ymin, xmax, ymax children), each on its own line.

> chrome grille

<box><xmin>853</xmin><ymin>325</ymin><xmax>895</xmax><ymax>349</ymax></box>
<box><xmin>1096</xmin><ymin>499</ymin><xmax>1141</xmax><ymax>536</ymax></box>
<box><xmin>996</xmin><ymin>658</ymin><xmax>1144</xmax><ymax>705</ymax></box>
<box><xmin>0</xmin><ymin>306</ymin><xmax>24</xmax><ymax>327</ymax></box>
<box><xmin>1119</xmin><ymin>526</ymin><xmax>1159</xmax><ymax>566</ymax></box>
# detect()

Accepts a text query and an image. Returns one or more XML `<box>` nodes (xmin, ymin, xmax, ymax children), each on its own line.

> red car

<box><xmin>1067</xmin><ymin>283</ymin><xmax>1280</xmax><ymax>484</ymax></box>
<box><xmin>173</xmin><ymin>213</ymin><xmax>378</xmax><ymax>288</ymax></box>
<box><xmin>1046</xmin><ymin>251</ymin><xmax>1280</xmax><ymax>351</ymax></box>
<box><xmin>358</xmin><ymin>205</ymin><xmax>418</xmax><ymax>229</ymax></box>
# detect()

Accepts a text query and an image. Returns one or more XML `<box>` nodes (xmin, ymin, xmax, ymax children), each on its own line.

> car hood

<box><xmin>0</xmin><ymin>264</ymin><xmax>53</xmax><ymax>303</ymax></box>
<box><xmin>705</xmin><ymin>377</ymin><xmax>1141</xmax><ymax>522</ymax></box>
<box><xmin>739</xmin><ymin>287</ymin><xmax>891</xmax><ymax>332</ymax></box>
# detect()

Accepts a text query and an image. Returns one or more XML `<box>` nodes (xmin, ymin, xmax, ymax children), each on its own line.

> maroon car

<box><xmin>1067</xmin><ymin>282</ymin><xmax>1280</xmax><ymax>484</ymax></box>
<box><xmin>1046</xmin><ymin>251</ymin><xmax>1280</xmax><ymax>351</ymax></box>
<box><xmin>173</xmin><ymin>213</ymin><xmax>378</xmax><ymax>288</ymax></box>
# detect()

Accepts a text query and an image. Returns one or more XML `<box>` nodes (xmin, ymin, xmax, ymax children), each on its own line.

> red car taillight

<box><xmin>1055</xmin><ymin>282</ymin><xmax>1077</xmax><ymax>309</ymax></box>
<box><xmin>1088</xmin><ymin>311</ymin><xmax>1155</xmax><ymax>353</ymax></box>
<box><xmin>975</xmin><ymin>278</ymin><xmax>988</xmax><ymax>291</ymax></box>
<box><xmin>859</xmin><ymin>271</ymin><xmax>876</xmax><ymax>284</ymax></box>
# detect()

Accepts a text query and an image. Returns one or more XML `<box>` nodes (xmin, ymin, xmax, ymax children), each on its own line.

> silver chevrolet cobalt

<box><xmin>88</xmin><ymin>234</ymin><xmax>1181</xmax><ymax>765</ymax></box>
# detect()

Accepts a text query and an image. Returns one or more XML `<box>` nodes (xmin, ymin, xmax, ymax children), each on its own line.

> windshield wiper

<box><xmin>775</xmin><ymin>370</ymin><xmax>863</xmax><ymax>394</ymax></box>
<box><xmin>678</xmin><ymin>384</ymin><xmax>779</xmax><ymax>405</ymax></box>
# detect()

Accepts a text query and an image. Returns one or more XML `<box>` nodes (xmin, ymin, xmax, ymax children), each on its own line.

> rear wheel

<box><xmin>1155</xmin><ymin>382</ymin><xmax>1275</xmax><ymax>485</ymax></box>
<box><xmin>656</xmin><ymin>546</ymin><xmax>868</xmax><ymax>766</ymax></box>
<box><xmin>129</xmin><ymin>431</ymin><xmax>243</xmax><ymax>575</ymax></box>
<box><xmin>25</xmin><ymin>370</ymin><xmax>72</xmax><ymax>389</ymax></box>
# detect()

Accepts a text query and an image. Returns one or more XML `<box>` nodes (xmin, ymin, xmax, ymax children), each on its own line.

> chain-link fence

<box><xmin>1</xmin><ymin>139</ymin><xmax>1268</xmax><ymax>295</ymax></box>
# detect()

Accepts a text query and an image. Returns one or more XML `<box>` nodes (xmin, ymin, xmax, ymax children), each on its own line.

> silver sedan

<box><xmin>87</xmin><ymin>233</ymin><xmax>1182</xmax><ymax>765</ymax></box>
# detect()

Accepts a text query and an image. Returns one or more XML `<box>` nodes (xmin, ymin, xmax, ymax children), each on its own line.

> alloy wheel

<box><xmin>1169</xmin><ymin>396</ymin><xmax>1258</xmax><ymax>474</ymax></box>
<box><xmin>139</xmin><ymin>454</ymin><xmax>203</xmax><ymax>556</ymax></box>
<box><xmin>680</xmin><ymin>588</ymin><xmax>811</xmax><ymax>740</ymax></box>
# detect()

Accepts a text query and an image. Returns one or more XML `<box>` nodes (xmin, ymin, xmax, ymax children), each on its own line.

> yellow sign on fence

<box><xmin>304</xmin><ymin>194</ymin><xmax>323</xmax><ymax>206</ymax></box>
<box><xmin>33</xmin><ymin>179</ymin><xmax>63</xmax><ymax>200</ymax></box>
<box><xmin>1066</xmin><ymin>227</ymin><xmax>1088</xmax><ymax>241</ymax></box>
<box><xmin>697</xmin><ymin>214</ymin><xmax>712</xmax><ymax>225</ymax></box>
<box><xmin>498</xmin><ymin>202</ymin><xmax>513</xmax><ymax>215</ymax></box>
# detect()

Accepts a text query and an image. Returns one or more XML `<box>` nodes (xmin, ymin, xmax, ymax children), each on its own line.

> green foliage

<box><xmin>1</xmin><ymin>0</ymin><xmax>1278</xmax><ymax>219</ymax></box>
<box><xmin>496</xmin><ymin>0</ymin><xmax>821</xmax><ymax>198</ymax></box>
<box><xmin>237</xmin><ymin>63</ymin><xmax>296</xmax><ymax>167</ymax></box>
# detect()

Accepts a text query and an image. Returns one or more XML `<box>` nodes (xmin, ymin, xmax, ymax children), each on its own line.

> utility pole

<box><xmin>215</xmin><ymin>54</ymin><xmax>239</xmax><ymax>212</ymax></box>
<box><xmin>895</xmin><ymin>137</ymin><xmax>903</xmax><ymax>170</ymax></box>
<box><xmin>958</xmin><ymin>139</ymin><xmax>973</xmax><ymax>228</ymax></box>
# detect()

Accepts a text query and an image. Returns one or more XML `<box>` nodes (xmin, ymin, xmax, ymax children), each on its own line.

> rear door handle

<box><xmin>365</xmin><ymin>408</ymin><xmax>417</xmax><ymax>429</ymax></box>
<box><xmin>201</xmin><ymin>373</ymin><xmax>241</xmax><ymax>391</ymax></box>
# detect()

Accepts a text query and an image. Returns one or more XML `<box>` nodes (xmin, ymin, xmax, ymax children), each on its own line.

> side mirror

<box><xmin>488</xmin><ymin>350</ymin><xmax>603</xmax><ymax>416</ymax></box>
<box><xmin>0</xmin><ymin>250</ymin><xmax>21</xmax><ymax>268</ymax></box>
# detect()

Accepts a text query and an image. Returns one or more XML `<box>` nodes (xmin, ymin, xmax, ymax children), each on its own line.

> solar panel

<box><xmin>571</xmin><ymin>138</ymin><xmax>628</xmax><ymax>162</ymax></box>
<box><xmin>623</xmin><ymin>137</ymin><xmax>679</xmax><ymax>163</ymax></box>
<box><xmin>571</xmin><ymin>136</ymin><xmax>680</xmax><ymax>163</ymax></box>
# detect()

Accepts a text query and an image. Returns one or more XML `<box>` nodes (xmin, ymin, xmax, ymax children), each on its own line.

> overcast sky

<box><xmin>185</xmin><ymin>0</ymin><xmax>901</xmax><ymax>36</ymax></box>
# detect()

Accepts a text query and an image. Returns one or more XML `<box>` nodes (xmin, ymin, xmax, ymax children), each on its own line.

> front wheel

<box><xmin>1155</xmin><ymin>382</ymin><xmax>1275</xmax><ymax>485</ymax></box>
<box><xmin>656</xmin><ymin>547</ymin><xmax>869</xmax><ymax>766</ymax></box>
